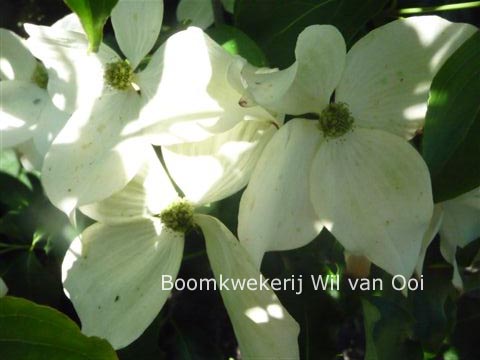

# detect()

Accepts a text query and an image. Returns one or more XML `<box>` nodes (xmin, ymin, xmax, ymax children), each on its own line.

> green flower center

<box><xmin>31</xmin><ymin>63</ymin><xmax>48</xmax><ymax>89</ymax></box>
<box><xmin>104</xmin><ymin>60</ymin><xmax>133</xmax><ymax>90</ymax></box>
<box><xmin>318</xmin><ymin>103</ymin><xmax>354</xmax><ymax>138</ymax></box>
<box><xmin>159</xmin><ymin>199</ymin><xmax>195</xmax><ymax>233</ymax></box>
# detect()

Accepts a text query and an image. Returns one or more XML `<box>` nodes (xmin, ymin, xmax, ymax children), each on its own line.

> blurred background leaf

<box><xmin>362</xmin><ymin>296</ymin><xmax>422</xmax><ymax>360</ymax></box>
<box><xmin>422</xmin><ymin>31</ymin><xmax>480</xmax><ymax>202</ymax></box>
<box><xmin>207</xmin><ymin>24</ymin><xmax>268</xmax><ymax>67</ymax></box>
<box><xmin>234</xmin><ymin>0</ymin><xmax>390</xmax><ymax>68</ymax></box>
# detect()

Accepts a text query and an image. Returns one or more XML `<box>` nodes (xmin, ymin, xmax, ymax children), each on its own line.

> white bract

<box><xmin>25</xmin><ymin>0</ymin><xmax>275</xmax><ymax>216</ymax></box>
<box><xmin>0</xmin><ymin>278</ymin><xmax>7</xmax><ymax>297</ymax></box>
<box><xmin>0</xmin><ymin>28</ymin><xmax>67</xmax><ymax>167</ymax></box>
<box><xmin>177</xmin><ymin>0</ymin><xmax>235</xmax><ymax>29</ymax></box>
<box><xmin>237</xmin><ymin>16</ymin><xmax>476</xmax><ymax>278</ymax></box>
<box><xmin>417</xmin><ymin>187</ymin><xmax>480</xmax><ymax>288</ymax></box>
<box><xmin>24</xmin><ymin>1</ymin><xmax>164</xmax><ymax>214</ymax></box>
<box><xmin>61</xmin><ymin>131</ymin><xmax>299</xmax><ymax>356</ymax></box>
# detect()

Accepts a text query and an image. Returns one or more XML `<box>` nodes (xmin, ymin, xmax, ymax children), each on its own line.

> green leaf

<box><xmin>0</xmin><ymin>172</ymin><xmax>32</xmax><ymax>210</ymax></box>
<box><xmin>0</xmin><ymin>252</ymin><xmax>64</xmax><ymax>308</ymax></box>
<box><xmin>207</xmin><ymin>24</ymin><xmax>268</xmax><ymax>67</ymax></box>
<box><xmin>63</xmin><ymin>0</ymin><xmax>119</xmax><ymax>52</ymax></box>
<box><xmin>452</xmin><ymin>295</ymin><xmax>480</xmax><ymax>359</ymax></box>
<box><xmin>117</xmin><ymin>313</ymin><xmax>166</xmax><ymax>360</ymax></box>
<box><xmin>362</xmin><ymin>296</ymin><xmax>422</xmax><ymax>360</ymax></box>
<box><xmin>422</xmin><ymin>31</ymin><xmax>480</xmax><ymax>202</ymax></box>
<box><xmin>234</xmin><ymin>0</ymin><xmax>389</xmax><ymax>68</ymax></box>
<box><xmin>261</xmin><ymin>232</ymin><xmax>346</xmax><ymax>360</ymax></box>
<box><xmin>0</xmin><ymin>149</ymin><xmax>33</xmax><ymax>189</ymax></box>
<box><xmin>408</xmin><ymin>267</ymin><xmax>457</xmax><ymax>353</ymax></box>
<box><xmin>0</xmin><ymin>296</ymin><xmax>118</xmax><ymax>359</ymax></box>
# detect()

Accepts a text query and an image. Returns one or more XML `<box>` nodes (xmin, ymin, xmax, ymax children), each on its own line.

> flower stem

<box><xmin>398</xmin><ymin>1</ymin><xmax>480</xmax><ymax>15</ymax></box>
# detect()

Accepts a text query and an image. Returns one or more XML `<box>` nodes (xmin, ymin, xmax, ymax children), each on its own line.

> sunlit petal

<box><xmin>336</xmin><ymin>16</ymin><xmax>477</xmax><ymax>139</ymax></box>
<box><xmin>310</xmin><ymin>128</ymin><xmax>433</xmax><ymax>278</ymax></box>
<box><xmin>0</xmin><ymin>29</ymin><xmax>36</xmax><ymax>81</ymax></box>
<box><xmin>80</xmin><ymin>148</ymin><xmax>178</xmax><ymax>224</ymax></box>
<box><xmin>62</xmin><ymin>219</ymin><xmax>184</xmax><ymax>349</ymax></box>
<box><xmin>133</xmin><ymin>27</ymin><xmax>272</xmax><ymax>145</ymax></box>
<box><xmin>41</xmin><ymin>92</ymin><xmax>148</xmax><ymax>215</ymax></box>
<box><xmin>163</xmin><ymin>119</ymin><xmax>277</xmax><ymax>205</ymax></box>
<box><xmin>240</xmin><ymin>25</ymin><xmax>345</xmax><ymax>115</ymax></box>
<box><xmin>196</xmin><ymin>214</ymin><xmax>300</xmax><ymax>359</ymax></box>
<box><xmin>0</xmin><ymin>80</ymin><xmax>49</xmax><ymax>148</ymax></box>
<box><xmin>111</xmin><ymin>0</ymin><xmax>163</xmax><ymax>69</ymax></box>
<box><xmin>238</xmin><ymin>119</ymin><xmax>323</xmax><ymax>267</ymax></box>
<box><xmin>24</xmin><ymin>23</ymin><xmax>119</xmax><ymax>112</ymax></box>
<box><xmin>176</xmin><ymin>0</ymin><xmax>214</xmax><ymax>29</ymax></box>
<box><xmin>51</xmin><ymin>13</ymin><xmax>84</xmax><ymax>33</ymax></box>
<box><xmin>32</xmin><ymin>102</ymin><xmax>69</xmax><ymax>159</ymax></box>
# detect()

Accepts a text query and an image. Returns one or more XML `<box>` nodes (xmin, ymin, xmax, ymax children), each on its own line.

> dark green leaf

<box><xmin>0</xmin><ymin>296</ymin><xmax>117</xmax><ymax>359</ymax></box>
<box><xmin>118</xmin><ymin>313</ymin><xmax>166</xmax><ymax>360</ymax></box>
<box><xmin>0</xmin><ymin>172</ymin><xmax>32</xmax><ymax>210</ymax></box>
<box><xmin>262</xmin><ymin>232</ymin><xmax>347</xmax><ymax>360</ymax></box>
<box><xmin>0</xmin><ymin>251</ymin><xmax>64</xmax><ymax>309</ymax></box>
<box><xmin>207</xmin><ymin>25</ymin><xmax>268</xmax><ymax>67</ymax></box>
<box><xmin>452</xmin><ymin>296</ymin><xmax>480</xmax><ymax>359</ymax></box>
<box><xmin>0</xmin><ymin>186</ymin><xmax>77</xmax><ymax>308</ymax></box>
<box><xmin>408</xmin><ymin>267</ymin><xmax>457</xmax><ymax>353</ymax></box>
<box><xmin>362</xmin><ymin>296</ymin><xmax>422</xmax><ymax>360</ymax></box>
<box><xmin>234</xmin><ymin>0</ymin><xmax>389</xmax><ymax>68</ymax></box>
<box><xmin>63</xmin><ymin>0</ymin><xmax>119</xmax><ymax>52</ymax></box>
<box><xmin>0</xmin><ymin>150</ymin><xmax>33</xmax><ymax>189</ymax></box>
<box><xmin>422</xmin><ymin>31</ymin><xmax>480</xmax><ymax>202</ymax></box>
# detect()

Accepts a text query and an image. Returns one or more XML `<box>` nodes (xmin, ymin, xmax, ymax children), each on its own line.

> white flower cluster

<box><xmin>1</xmin><ymin>0</ymin><xmax>479</xmax><ymax>356</ymax></box>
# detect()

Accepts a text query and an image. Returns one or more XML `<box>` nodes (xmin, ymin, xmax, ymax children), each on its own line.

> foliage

<box><xmin>422</xmin><ymin>31</ymin><xmax>480</xmax><ymax>202</ymax></box>
<box><xmin>1</xmin><ymin>0</ymin><xmax>480</xmax><ymax>359</ymax></box>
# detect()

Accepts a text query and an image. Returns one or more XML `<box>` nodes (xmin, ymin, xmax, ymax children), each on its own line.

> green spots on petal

<box><xmin>104</xmin><ymin>60</ymin><xmax>133</xmax><ymax>91</ymax></box>
<box><xmin>31</xmin><ymin>63</ymin><xmax>48</xmax><ymax>89</ymax></box>
<box><xmin>318</xmin><ymin>102</ymin><xmax>354</xmax><ymax>138</ymax></box>
<box><xmin>159</xmin><ymin>199</ymin><xmax>195</xmax><ymax>234</ymax></box>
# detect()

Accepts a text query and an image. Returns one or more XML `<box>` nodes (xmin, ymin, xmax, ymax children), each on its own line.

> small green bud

<box><xmin>318</xmin><ymin>103</ymin><xmax>354</xmax><ymax>138</ymax></box>
<box><xmin>104</xmin><ymin>60</ymin><xmax>133</xmax><ymax>91</ymax></box>
<box><xmin>31</xmin><ymin>63</ymin><xmax>48</xmax><ymax>89</ymax></box>
<box><xmin>159</xmin><ymin>199</ymin><xmax>195</xmax><ymax>233</ymax></box>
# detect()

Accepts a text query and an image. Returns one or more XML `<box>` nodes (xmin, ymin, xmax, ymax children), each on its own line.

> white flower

<box><xmin>23</xmin><ymin>1</ymin><xmax>164</xmax><ymax>215</ymax></box>
<box><xmin>0</xmin><ymin>278</ymin><xmax>7</xmax><ymax>297</ymax></box>
<box><xmin>25</xmin><ymin>1</ymin><xmax>274</xmax><ymax>216</ymax></box>
<box><xmin>176</xmin><ymin>0</ymin><xmax>235</xmax><ymax>29</ymax></box>
<box><xmin>236</xmin><ymin>16</ymin><xmax>476</xmax><ymax>278</ymax></box>
<box><xmin>61</xmin><ymin>129</ymin><xmax>299</xmax><ymax>355</ymax></box>
<box><xmin>417</xmin><ymin>187</ymin><xmax>480</xmax><ymax>288</ymax></box>
<box><xmin>0</xmin><ymin>28</ymin><xmax>67</xmax><ymax>167</ymax></box>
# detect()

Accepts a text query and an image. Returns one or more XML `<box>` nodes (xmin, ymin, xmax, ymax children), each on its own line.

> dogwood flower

<box><xmin>0</xmin><ymin>28</ymin><xmax>67</xmax><ymax>165</ymax></box>
<box><xmin>237</xmin><ymin>16</ymin><xmax>477</xmax><ymax>278</ymax></box>
<box><xmin>417</xmin><ymin>187</ymin><xmax>480</xmax><ymax>288</ymax></box>
<box><xmin>23</xmin><ymin>1</ymin><xmax>164</xmax><ymax>214</ymax></box>
<box><xmin>0</xmin><ymin>278</ymin><xmax>7</xmax><ymax>297</ymax></box>
<box><xmin>61</xmin><ymin>128</ymin><xmax>298</xmax><ymax>356</ymax></box>
<box><xmin>177</xmin><ymin>0</ymin><xmax>235</xmax><ymax>29</ymax></box>
<box><xmin>25</xmin><ymin>1</ymin><xmax>275</xmax><ymax>216</ymax></box>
